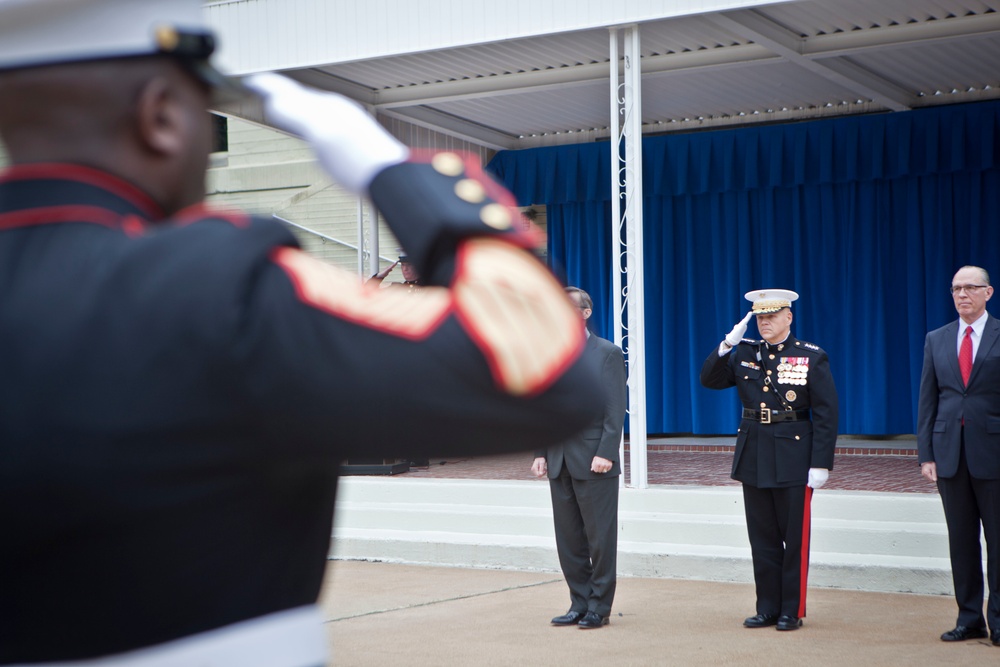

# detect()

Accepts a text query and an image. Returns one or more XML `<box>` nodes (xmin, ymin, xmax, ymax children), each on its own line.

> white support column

<box><xmin>624</xmin><ymin>26</ymin><xmax>649</xmax><ymax>489</ymax></box>
<box><xmin>609</xmin><ymin>29</ymin><xmax>625</xmax><ymax>487</ymax></box>
<box><xmin>368</xmin><ymin>208</ymin><xmax>380</xmax><ymax>277</ymax></box>
<box><xmin>356</xmin><ymin>198</ymin><xmax>365</xmax><ymax>277</ymax></box>
<box><xmin>611</xmin><ymin>26</ymin><xmax>648</xmax><ymax>489</ymax></box>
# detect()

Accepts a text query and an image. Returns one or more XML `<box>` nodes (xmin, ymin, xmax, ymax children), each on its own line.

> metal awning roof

<box><xmin>247</xmin><ymin>0</ymin><xmax>1000</xmax><ymax>150</ymax></box>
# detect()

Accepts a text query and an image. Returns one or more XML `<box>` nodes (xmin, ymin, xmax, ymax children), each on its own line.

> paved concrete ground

<box><xmin>331</xmin><ymin>439</ymin><xmax>975</xmax><ymax>664</ymax></box>
<box><xmin>319</xmin><ymin>561</ymin><xmax>998</xmax><ymax>666</ymax></box>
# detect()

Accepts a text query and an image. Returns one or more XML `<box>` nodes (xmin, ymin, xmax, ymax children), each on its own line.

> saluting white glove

<box><xmin>243</xmin><ymin>73</ymin><xmax>409</xmax><ymax>194</ymax></box>
<box><xmin>724</xmin><ymin>311</ymin><xmax>754</xmax><ymax>347</ymax></box>
<box><xmin>807</xmin><ymin>468</ymin><xmax>829</xmax><ymax>489</ymax></box>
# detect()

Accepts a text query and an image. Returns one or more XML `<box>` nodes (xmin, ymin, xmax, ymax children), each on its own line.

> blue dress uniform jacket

<box><xmin>701</xmin><ymin>334</ymin><xmax>838</xmax><ymax>621</ymax></box>
<box><xmin>700</xmin><ymin>336</ymin><xmax>838</xmax><ymax>486</ymax></box>
<box><xmin>0</xmin><ymin>160</ymin><xmax>602</xmax><ymax>663</ymax></box>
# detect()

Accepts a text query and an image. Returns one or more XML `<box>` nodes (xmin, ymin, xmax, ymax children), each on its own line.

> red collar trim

<box><xmin>0</xmin><ymin>162</ymin><xmax>164</xmax><ymax>219</ymax></box>
<box><xmin>173</xmin><ymin>202</ymin><xmax>251</xmax><ymax>228</ymax></box>
<box><xmin>0</xmin><ymin>205</ymin><xmax>125</xmax><ymax>232</ymax></box>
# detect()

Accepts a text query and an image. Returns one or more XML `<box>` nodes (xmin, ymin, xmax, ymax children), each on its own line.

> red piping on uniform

<box><xmin>450</xmin><ymin>240</ymin><xmax>586</xmax><ymax>398</ymax></box>
<box><xmin>174</xmin><ymin>203</ymin><xmax>250</xmax><ymax>228</ymax></box>
<box><xmin>0</xmin><ymin>163</ymin><xmax>163</xmax><ymax>219</ymax></box>
<box><xmin>797</xmin><ymin>485</ymin><xmax>814</xmax><ymax>618</ymax></box>
<box><xmin>120</xmin><ymin>215</ymin><xmax>147</xmax><ymax>237</ymax></box>
<box><xmin>0</xmin><ymin>205</ymin><xmax>123</xmax><ymax>231</ymax></box>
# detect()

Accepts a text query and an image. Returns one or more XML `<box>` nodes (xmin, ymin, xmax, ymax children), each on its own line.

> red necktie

<box><xmin>960</xmin><ymin>325</ymin><xmax>973</xmax><ymax>386</ymax></box>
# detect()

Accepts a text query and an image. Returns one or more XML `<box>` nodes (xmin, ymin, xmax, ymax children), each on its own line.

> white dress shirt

<box><xmin>956</xmin><ymin>312</ymin><xmax>989</xmax><ymax>360</ymax></box>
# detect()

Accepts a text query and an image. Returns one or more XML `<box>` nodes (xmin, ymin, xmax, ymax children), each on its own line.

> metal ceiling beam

<box><xmin>815</xmin><ymin>57</ymin><xmax>914</xmax><ymax>107</ymax></box>
<box><xmin>339</xmin><ymin>13</ymin><xmax>997</xmax><ymax>113</ymax></box>
<box><xmin>367</xmin><ymin>7</ymin><xmax>981</xmax><ymax>113</ymax></box>
<box><xmin>208</xmin><ymin>73</ymin><xmax>516</xmax><ymax>151</ymax></box>
<box><xmin>379</xmin><ymin>106</ymin><xmax>518</xmax><ymax>151</ymax></box>
<box><xmin>805</xmin><ymin>10</ymin><xmax>1000</xmax><ymax>58</ymax></box>
<box><xmin>239</xmin><ymin>11</ymin><xmax>998</xmax><ymax>117</ymax></box>
<box><xmin>375</xmin><ymin>60</ymin><xmax>611</xmax><ymax>108</ymax></box>
<box><xmin>212</xmin><ymin>7</ymin><xmax>1000</xmax><ymax>148</ymax></box>
<box><xmin>283</xmin><ymin>69</ymin><xmax>378</xmax><ymax>105</ymax></box>
<box><xmin>710</xmin><ymin>9</ymin><xmax>913</xmax><ymax>111</ymax></box>
<box><xmin>372</xmin><ymin>44</ymin><xmax>779</xmax><ymax>109</ymax></box>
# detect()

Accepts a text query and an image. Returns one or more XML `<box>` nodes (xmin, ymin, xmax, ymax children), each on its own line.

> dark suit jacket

<box><xmin>917</xmin><ymin>313</ymin><xmax>1000</xmax><ymax>479</ymax></box>
<box><xmin>538</xmin><ymin>333</ymin><xmax>627</xmax><ymax>480</ymax></box>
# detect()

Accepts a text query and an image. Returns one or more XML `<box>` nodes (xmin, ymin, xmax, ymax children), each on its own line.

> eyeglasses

<box><xmin>950</xmin><ymin>284</ymin><xmax>989</xmax><ymax>295</ymax></box>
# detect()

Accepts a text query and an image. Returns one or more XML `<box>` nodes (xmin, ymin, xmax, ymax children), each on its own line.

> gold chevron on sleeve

<box><xmin>454</xmin><ymin>238</ymin><xmax>584</xmax><ymax>396</ymax></box>
<box><xmin>272</xmin><ymin>248</ymin><xmax>451</xmax><ymax>339</ymax></box>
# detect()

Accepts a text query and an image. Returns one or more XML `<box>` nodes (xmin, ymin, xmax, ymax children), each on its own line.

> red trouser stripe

<box><xmin>797</xmin><ymin>485</ymin><xmax>814</xmax><ymax>618</ymax></box>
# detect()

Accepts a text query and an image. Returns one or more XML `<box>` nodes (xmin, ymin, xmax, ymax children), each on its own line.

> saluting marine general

<box><xmin>700</xmin><ymin>289</ymin><xmax>838</xmax><ymax>632</ymax></box>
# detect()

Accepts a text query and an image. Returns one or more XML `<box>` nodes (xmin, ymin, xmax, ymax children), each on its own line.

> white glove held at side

<box><xmin>243</xmin><ymin>73</ymin><xmax>409</xmax><ymax>194</ymax></box>
<box><xmin>807</xmin><ymin>468</ymin><xmax>829</xmax><ymax>489</ymax></box>
<box><xmin>724</xmin><ymin>311</ymin><xmax>754</xmax><ymax>347</ymax></box>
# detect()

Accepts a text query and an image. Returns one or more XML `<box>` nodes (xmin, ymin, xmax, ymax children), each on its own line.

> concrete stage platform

<box><xmin>328</xmin><ymin>435</ymin><xmax>976</xmax><ymax>597</ymax></box>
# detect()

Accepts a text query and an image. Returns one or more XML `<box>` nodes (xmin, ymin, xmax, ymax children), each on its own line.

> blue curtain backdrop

<box><xmin>487</xmin><ymin>100</ymin><xmax>1000</xmax><ymax>436</ymax></box>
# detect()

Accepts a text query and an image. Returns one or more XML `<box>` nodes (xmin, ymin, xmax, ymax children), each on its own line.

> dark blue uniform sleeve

<box><xmin>368</xmin><ymin>151</ymin><xmax>542</xmax><ymax>287</ymax></box>
<box><xmin>201</xmin><ymin>152</ymin><xmax>606</xmax><ymax>462</ymax></box>
<box><xmin>807</xmin><ymin>351</ymin><xmax>838</xmax><ymax>470</ymax></box>
<box><xmin>700</xmin><ymin>344</ymin><xmax>737</xmax><ymax>389</ymax></box>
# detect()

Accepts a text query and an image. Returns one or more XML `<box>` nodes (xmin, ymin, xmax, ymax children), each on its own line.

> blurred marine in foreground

<box><xmin>0</xmin><ymin>1</ymin><xmax>602</xmax><ymax>664</ymax></box>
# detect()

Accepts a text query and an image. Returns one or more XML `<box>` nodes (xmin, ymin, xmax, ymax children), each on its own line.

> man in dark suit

<box><xmin>918</xmin><ymin>265</ymin><xmax>1000</xmax><ymax>647</ymax></box>
<box><xmin>701</xmin><ymin>289</ymin><xmax>838</xmax><ymax>632</ymax></box>
<box><xmin>0</xmin><ymin>2</ymin><xmax>602</xmax><ymax>664</ymax></box>
<box><xmin>532</xmin><ymin>286</ymin><xmax>627</xmax><ymax>630</ymax></box>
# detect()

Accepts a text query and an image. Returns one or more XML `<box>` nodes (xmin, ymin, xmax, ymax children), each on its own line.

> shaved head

<box><xmin>0</xmin><ymin>57</ymin><xmax>213</xmax><ymax>215</ymax></box>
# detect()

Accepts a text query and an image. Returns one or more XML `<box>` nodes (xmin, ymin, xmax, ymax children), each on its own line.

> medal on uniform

<box><xmin>778</xmin><ymin>357</ymin><xmax>810</xmax><ymax>385</ymax></box>
<box><xmin>786</xmin><ymin>390</ymin><xmax>797</xmax><ymax>401</ymax></box>
<box><xmin>797</xmin><ymin>358</ymin><xmax>809</xmax><ymax>386</ymax></box>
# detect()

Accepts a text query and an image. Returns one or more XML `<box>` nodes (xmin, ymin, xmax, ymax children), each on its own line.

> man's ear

<box><xmin>134</xmin><ymin>76</ymin><xmax>184</xmax><ymax>157</ymax></box>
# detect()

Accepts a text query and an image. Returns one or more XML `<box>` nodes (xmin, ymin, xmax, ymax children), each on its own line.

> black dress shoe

<box><xmin>940</xmin><ymin>625</ymin><xmax>988</xmax><ymax>641</ymax></box>
<box><xmin>991</xmin><ymin>629</ymin><xmax>1000</xmax><ymax>646</ymax></box>
<box><xmin>743</xmin><ymin>613</ymin><xmax>778</xmax><ymax>628</ymax></box>
<box><xmin>776</xmin><ymin>615</ymin><xmax>802</xmax><ymax>631</ymax></box>
<box><xmin>551</xmin><ymin>610</ymin><xmax>585</xmax><ymax>626</ymax></box>
<box><xmin>577</xmin><ymin>611</ymin><xmax>609</xmax><ymax>629</ymax></box>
